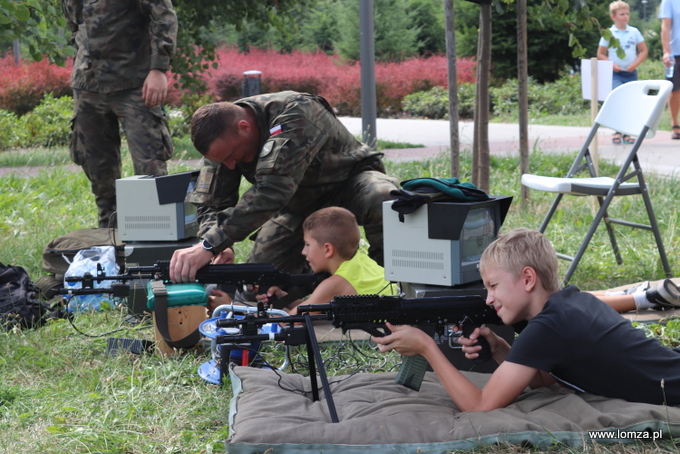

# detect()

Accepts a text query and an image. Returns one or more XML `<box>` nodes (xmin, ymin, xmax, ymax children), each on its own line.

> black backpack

<box><xmin>0</xmin><ymin>262</ymin><xmax>61</xmax><ymax>330</ymax></box>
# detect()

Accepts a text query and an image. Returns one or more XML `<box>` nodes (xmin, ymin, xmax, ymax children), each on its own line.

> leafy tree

<box><xmin>207</xmin><ymin>0</ymin><xmax>343</xmax><ymax>55</ymax></box>
<box><xmin>0</xmin><ymin>0</ymin><xmax>71</xmax><ymax>64</ymax></box>
<box><xmin>1</xmin><ymin>0</ymin><xmax>311</xmax><ymax>92</ymax></box>
<box><xmin>645</xmin><ymin>17</ymin><xmax>662</xmax><ymax>61</ymax></box>
<box><xmin>407</xmin><ymin>0</ymin><xmax>446</xmax><ymax>56</ymax></box>
<box><xmin>296</xmin><ymin>0</ymin><xmax>343</xmax><ymax>54</ymax></box>
<box><xmin>171</xmin><ymin>0</ymin><xmax>314</xmax><ymax>92</ymax></box>
<box><xmin>456</xmin><ymin>0</ymin><xmax>611</xmax><ymax>83</ymax></box>
<box><xmin>334</xmin><ymin>0</ymin><xmax>420</xmax><ymax>62</ymax></box>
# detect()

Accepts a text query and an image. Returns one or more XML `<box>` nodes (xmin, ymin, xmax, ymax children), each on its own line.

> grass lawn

<box><xmin>1</xmin><ymin>133</ymin><xmax>680</xmax><ymax>453</ymax></box>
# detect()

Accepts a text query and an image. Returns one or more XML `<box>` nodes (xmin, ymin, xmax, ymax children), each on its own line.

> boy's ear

<box><xmin>323</xmin><ymin>242</ymin><xmax>335</xmax><ymax>258</ymax></box>
<box><xmin>521</xmin><ymin>266</ymin><xmax>538</xmax><ymax>292</ymax></box>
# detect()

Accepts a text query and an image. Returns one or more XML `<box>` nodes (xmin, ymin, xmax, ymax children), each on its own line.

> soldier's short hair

<box><xmin>191</xmin><ymin>102</ymin><xmax>239</xmax><ymax>155</ymax></box>
<box><xmin>303</xmin><ymin>207</ymin><xmax>361</xmax><ymax>260</ymax></box>
<box><xmin>480</xmin><ymin>227</ymin><xmax>561</xmax><ymax>294</ymax></box>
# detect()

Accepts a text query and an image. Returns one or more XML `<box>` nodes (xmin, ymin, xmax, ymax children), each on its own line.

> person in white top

<box><xmin>660</xmin><ymin>0</ymin><xmax>680</xmax><ymax>139</ymax></box>
<box><xmin>598</xmin><ymin>1</ymin><xmax>647</xmax><ymax>144</ymax></box>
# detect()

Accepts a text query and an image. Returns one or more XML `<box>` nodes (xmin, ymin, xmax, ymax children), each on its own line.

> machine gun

<box><xmin>126</xmin><ymin>260</ymin><xmax>318</xmax><ymax>290</ymax></box>
<box><xmin>213</xmin><ymin>293</ymin><xmax>505</xmax><ymax>423</ymax></box>
<box><xmin>62</xmin><ymin>260</ymin><xmax>319</xmax><ymax>307</ymax></box>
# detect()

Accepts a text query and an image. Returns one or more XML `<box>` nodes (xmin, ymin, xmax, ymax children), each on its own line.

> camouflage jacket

<box><xmin>62</xmin><ymin>0</ymin><xmax>177</xmax><ymax>93</ymax></box>
<box><xmin>188</xmin><ymin>91</ymin><xmax>386</xmax><ymax>254</ymax></box>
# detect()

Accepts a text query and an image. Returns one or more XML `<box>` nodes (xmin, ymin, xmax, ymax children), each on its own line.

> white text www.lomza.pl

<box><xmin>588</xmin><ymin>430</ymin><xmax>663</xmax><ymax>441</ymax></box>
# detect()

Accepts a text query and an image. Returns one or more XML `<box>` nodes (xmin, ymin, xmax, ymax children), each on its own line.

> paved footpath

<box><xmin>2</xmin><ymin>118</ymin><xmax>679</xmax><ymax>178</ymax></box>
<box><xmin>339</xmin><ymin>117</ymin><xmax>680</xmax><ymax>179</ymax></box>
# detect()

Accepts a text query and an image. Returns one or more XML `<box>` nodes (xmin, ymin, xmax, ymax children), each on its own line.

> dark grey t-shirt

<box><xmin>506</xmin><ymin>285</ymin><xmax>680</xmax><ymax>405</ymax></box>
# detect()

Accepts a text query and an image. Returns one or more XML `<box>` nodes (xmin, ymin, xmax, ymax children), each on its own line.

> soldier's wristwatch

<box><xmin>201</xmin><ymin>239</ymin><xmax>217</xmax><ymax>255</ymax></box>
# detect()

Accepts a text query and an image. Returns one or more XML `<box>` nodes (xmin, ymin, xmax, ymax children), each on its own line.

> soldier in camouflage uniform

<box><xmin>62</xmin><ymin>0</ymin><xmax>177</xmax><ymax>228</ymax></box>
<box><xmin>170</xmin><ymin>91</ymin><xmax>399</xmax><ymax>283</ymax></box>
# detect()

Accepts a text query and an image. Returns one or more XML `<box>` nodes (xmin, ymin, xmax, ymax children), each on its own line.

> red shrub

<box><xmin>204</xmin><ymin>48</ymin><xmax>341</xmax><ymax>101</ymax></box>
<box><xmin>0</xmin><ymin>48</ymin><xmax>476</xmax><ymax>117</ymax></box>
<box><xmin>0</xmin><ymin>54</ymin><xmax>72</xmax><ymax>116</ymax></box>
<box><xmin>200</xmin><ymin>47</ymin><xmax>476</xmax><ymax>116</ymax></box>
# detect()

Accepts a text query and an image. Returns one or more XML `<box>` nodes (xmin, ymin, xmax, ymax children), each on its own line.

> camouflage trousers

<box><xmin>70</xmin><ymin>88</ymin><xmax>173</xmax><ymax>228</ymax></box>
<box><xmin>246</xmin><ymin>170</ymin><xmax>399</xmax><ymax>274</ymax></box>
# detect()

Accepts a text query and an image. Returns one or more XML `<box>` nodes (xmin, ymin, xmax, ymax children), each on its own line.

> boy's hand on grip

<box><xmin>460</xmin><ymin>324</ymin><xmax>493</xmax><ymax>363</ymax></box>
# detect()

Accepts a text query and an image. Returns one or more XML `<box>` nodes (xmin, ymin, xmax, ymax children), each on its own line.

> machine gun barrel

<box><xmin>127</xmin><ymin>260</ymin><xmax>318</xmax><ymax>289</ymax></box>
<box><xmin>63</xmin><ymin>263</ymin><xmax>153</xmax><ymax>286</ymax></box>
<box><xmin>59</xmin><ymin>283</ymin><xmax>131</xmax><ymax>298</ymax></box>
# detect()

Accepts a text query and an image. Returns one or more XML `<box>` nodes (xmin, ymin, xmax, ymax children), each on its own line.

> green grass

<box><xmin>493</xmin><ymin>105</ymin><xmax>674</xmax><ymax>131</ymax></box>
<box><xmin>0</xmin><ymin>138</ymin><xmax>425</xmax><ymax>168</ymax></box>
<box><xmin>9</xmin><ymin>147</ymin><xmax>676</xmax><ymax>290</ymax></box>
<box><xmin>0</xmin><ymin>143</ymin><xmax>203</xmax><ymax>168</ymax></box>
<box><xmin>2</xmin><ymin>145</ymin><xmax>680</xmax><ymax>453</ymax></box>
<box><xmin>375</xmin><ymin>139</ymin><xmax>424</xmax><ymax>150</ymax></box>
<box><xmin>0</xmin><ymin>146</ymin><xmax>74</xmax><ymax>167</ymax></box>
<box><xmin>0</xmin><ymin>309</ymin><xmax>398</xmax><ymax>453</ymax></box>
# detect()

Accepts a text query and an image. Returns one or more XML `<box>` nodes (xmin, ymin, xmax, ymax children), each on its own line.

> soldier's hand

<box><xmin>169</xmin><ymin>243</ymin><xmax>212</xmax><ymax>283</ymax></box>
<box><xmin>211</xmin><ymin>247</ymin><xmax>235</xmax><ymax>265</ymax></box>
<box><xmin>142</xmin><ymin>69</ymin><xmax>168</xmax><ymax>107</ymax></box>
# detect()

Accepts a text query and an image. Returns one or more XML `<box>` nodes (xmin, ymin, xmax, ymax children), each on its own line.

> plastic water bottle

<box><xmin>667</xmin><ymin>56</ymin><xmax>675</xmax><ymax>79</ymax></box>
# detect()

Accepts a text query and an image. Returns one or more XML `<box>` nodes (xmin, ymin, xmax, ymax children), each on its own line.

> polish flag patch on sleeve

<box><xmin>269</xmin><ymin>125</ymin><xmax>283</xmax><ymax>136</ymax></box>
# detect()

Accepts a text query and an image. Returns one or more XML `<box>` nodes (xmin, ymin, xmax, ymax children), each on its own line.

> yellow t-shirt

<box><xmin>334</xmin><ymin>253</ymin><xmax>395</xmax><ymax>295</ymax></box>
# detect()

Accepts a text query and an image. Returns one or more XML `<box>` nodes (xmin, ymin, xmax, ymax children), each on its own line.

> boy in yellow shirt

<box><xmin>208</xmin><ymin>206</ymin><xmax>395</xmax><ymax>314</ymax></box>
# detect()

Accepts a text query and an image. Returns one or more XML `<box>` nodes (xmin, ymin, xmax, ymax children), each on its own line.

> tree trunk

<box><xmin>444</xmin><ymin>0</ymin><xmax>459</xmax><ymax>178</ymax></box>
<box><xmin>359</xmin><ymin>0</ymin><xmax>377</xmax><ymax>149</ymax></box>
<box><xmin>517</xmin><ymin>0</ymin><xmax>530</xmax><ymax>207</ymax></box>
<box><xmin>472</xmin><ymin>17</ymin><xmax>481</xmax><ymax>186</ymax></box>
<box><xmin>475</xmin><ymin>2</ymin><xmax>491</xmax><ymax>192</ymax></box>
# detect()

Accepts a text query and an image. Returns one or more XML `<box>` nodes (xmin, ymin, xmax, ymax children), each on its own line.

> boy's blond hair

<box><xmin>480</xmin><ymin>228</ymin><xmax>561</xmax><ymax>294</ymax></box>
<box><xmin>609</xmin><ymin>1</ymin><xmax>629</xmax><ymax>15</ymax></box>
<box><xmin>303</xmin><ymin>207</ymin><xmax>360</xmax><ymax>260</ymax></box>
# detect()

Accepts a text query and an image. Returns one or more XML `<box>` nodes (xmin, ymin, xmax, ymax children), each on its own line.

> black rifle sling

<box><xmin>150</xmin><ymin>281</ymin><xmax>202</xmax><ymax>350</ymax></box>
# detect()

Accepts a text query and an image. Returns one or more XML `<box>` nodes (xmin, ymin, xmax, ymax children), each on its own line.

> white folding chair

<box><xmin>521</xmin><ymin>80</ymin><xmax>673</xmax><ymax>285</ymax></box>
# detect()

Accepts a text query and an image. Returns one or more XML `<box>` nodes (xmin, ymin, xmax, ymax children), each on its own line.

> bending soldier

<box><xmin>170</xmin><ymin>91</ymin><xmax>399</xmax><ymax>284</ymax></box>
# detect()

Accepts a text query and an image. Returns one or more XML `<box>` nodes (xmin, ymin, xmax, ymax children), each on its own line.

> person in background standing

<box><xmin>62</xmin><ymin>0</ymin><xmax>178</xmax><ymax>228</ymax></box>
<box><xmin>597</xmin><ymin>1</ymin><xmax>647</xmax><ymax>144</ymax></box>
<box><xmin>660</xmin><ymin>0</ymin><xmax>680</xmax><ymax>139</ymax></box>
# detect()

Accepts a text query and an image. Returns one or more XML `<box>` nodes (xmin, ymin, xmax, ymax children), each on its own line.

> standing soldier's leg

<box><xmin>71</xmin><ymin>89</ymin><xmax>123</xmax><ymax>228</ymax></box>
<box><xmin>333</xmin><ymin>171</ymin><xmax>399</xmax><ymax>266</ymax></box>
<box><xmin>114</xmin><ymin>88</ymin><xmax>173</xmax><ymax>177</ymax></box>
